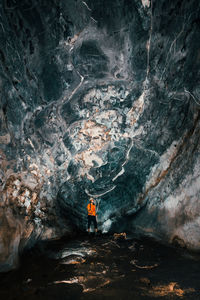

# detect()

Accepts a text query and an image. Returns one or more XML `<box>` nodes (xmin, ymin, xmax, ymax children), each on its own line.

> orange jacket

<box><xmin>87</xmin><ymin>203</ymin><xmax>96</xmax><ymax>216</ymax></box>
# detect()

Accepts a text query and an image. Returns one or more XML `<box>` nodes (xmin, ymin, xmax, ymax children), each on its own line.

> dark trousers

<box><xmin>88</xmin><ymin>215</ymin><xmax>97</xmax><ymax>229</ymax></box>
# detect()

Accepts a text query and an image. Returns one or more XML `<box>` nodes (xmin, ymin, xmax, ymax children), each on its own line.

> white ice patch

<box><xmin>29</xmin><ymin>163</ymin><xmax>39</xmax><ymax>170</ymax></box>
<box><xmin>24</xmin><ymin>189</ymin><xmax>30</xmax><ymax>197</ymax></box>
<box><xmin>13</xmin><ymin>179</ymin><xmax>21</xmax><ymax>187</ymax></box>
<box><xmin>162</xmin><ymin>194</ymin><xmax>183</xmax><ymax>218</ymax></box>
<box><xmin>12</xmin><ymin>190</ymin><xmax>18</xmax><ymax>197</ymax></box>
<box><xmin>52</xmin><ymin>247</ymin><xmax>95</xmax><ymax>260</ymax></box>
<box><xmin>112</xmin><ymin>167</ymin><xmax>125</xmax><ymax>182</ymax></box>
<box><xmin>24</xmin><ymin>197</ymin><xmax>31</xmax><ymax>209</ymax></box>
<box><xmin>82</xmin><ymin>151</ymin><xmax>104</xmax><ymax>168</ymax></box>
<box><xmin>102</xmin><ymin>219</ymin><xmax>112</xmax><ymax>233</ymax></box>
<box><xmin>141</xmin><ymin>0</ymin><xmax>150</xmax><ymax>8</ymax></box>
<box><xmin>54</xmin><ymin>278</ymin><xmax>79</xmax><ymax>284</ymax></box>
<box><xmin>34</xmin><ymin>217</ymin><xmax>42</xmax><ymax>227</ymax></box>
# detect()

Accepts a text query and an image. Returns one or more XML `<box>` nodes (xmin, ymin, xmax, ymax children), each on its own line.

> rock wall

<box><xmin>0</xmin><ymin>0</ymin><xmax>200</xmax><ymax>271</ymax></box>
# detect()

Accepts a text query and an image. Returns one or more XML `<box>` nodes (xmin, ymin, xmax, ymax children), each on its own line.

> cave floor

<box><xmin>1</xmin><ymin>234</ymin><xmax>200</xmax><ymax>300</ymax></box>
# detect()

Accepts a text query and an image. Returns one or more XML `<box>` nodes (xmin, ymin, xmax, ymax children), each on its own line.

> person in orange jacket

<box><xmin>87</xmin><ymin>198</ymin><xmax>98</xmax><ymax>233</ymax></box>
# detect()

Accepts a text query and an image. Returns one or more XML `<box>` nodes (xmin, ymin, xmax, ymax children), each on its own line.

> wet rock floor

<box><xmin>1</xmin><ymin>234</ymin><xmax>200</xmax><ymax>300</ymax></box>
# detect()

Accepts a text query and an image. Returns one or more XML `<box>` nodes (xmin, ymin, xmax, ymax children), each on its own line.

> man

<box><xmin>87</xmin><ymin>198</ymin><xmax>98</xmax><ymax>233</ymax></box>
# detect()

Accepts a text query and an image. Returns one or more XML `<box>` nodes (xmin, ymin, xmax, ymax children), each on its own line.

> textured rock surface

<box><xmin>0</xmin><ymin>0</ymin><xmax>200</xmax><ymax>271</ymax></box>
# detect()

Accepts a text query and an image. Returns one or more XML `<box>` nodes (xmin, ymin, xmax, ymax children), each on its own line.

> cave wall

<box><xmin>0</xmin><ymin>0</ymin><xmax>200</xmax><ymax>271</ymax></box>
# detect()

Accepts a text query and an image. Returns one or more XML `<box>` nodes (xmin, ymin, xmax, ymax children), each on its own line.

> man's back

<box><xmin>87</xmin><ymin>203</ymin><xmax>96</xmax><ymax>216</ymax></box>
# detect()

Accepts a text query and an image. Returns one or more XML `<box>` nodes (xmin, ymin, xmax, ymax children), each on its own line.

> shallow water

<box><xmin>1</xmin><ymin>234</ymin><xmax>200</xmax><ymax>299</ymax></box>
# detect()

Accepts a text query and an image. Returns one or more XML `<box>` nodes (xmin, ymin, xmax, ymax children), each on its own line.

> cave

<box><xmin>0</xmin><ymin>0</ymin><xmax>200</xmax><ymax>299</ymax></box>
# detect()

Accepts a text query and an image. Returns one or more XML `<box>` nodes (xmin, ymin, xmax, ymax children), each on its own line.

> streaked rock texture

<box><xmin>0</xmin><ymin>0</ymin><xmax>200</xmax><ymax>271</ymax></box>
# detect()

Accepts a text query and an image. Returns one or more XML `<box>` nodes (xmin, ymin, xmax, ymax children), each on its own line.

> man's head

<box><xmin>89</xmin><ymin>198</ymin><xmax>94</xmax><ymax>204</ymax></box>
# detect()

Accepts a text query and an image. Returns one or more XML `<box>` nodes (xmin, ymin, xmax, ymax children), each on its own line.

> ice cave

<box><xmin>0</xmin><ymin>0</ymin><xmax>200</xmax><ymax>299</ymax></box>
